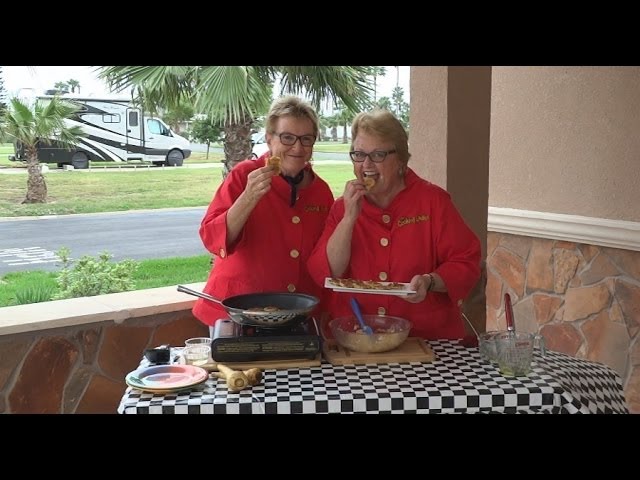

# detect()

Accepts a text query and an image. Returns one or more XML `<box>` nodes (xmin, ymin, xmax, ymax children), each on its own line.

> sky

<box><xmin>2</xmin><ymin>65</ymin><xmax>410</xmax><ymax>103</ymax></box>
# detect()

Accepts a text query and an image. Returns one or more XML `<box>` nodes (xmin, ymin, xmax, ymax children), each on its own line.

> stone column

<box><xmin>409</xmin><ymin>66</ymin><xmax>491</xmax><ymax>333</ymax></box>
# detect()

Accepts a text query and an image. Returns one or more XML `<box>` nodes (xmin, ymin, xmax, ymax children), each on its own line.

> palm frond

<box><xmin>1</xmin><ymin>97</ymin><xmax>85</xmax><ymax>149</ymax></box>
<box><xmin>195</xmin><ymin>66</ymin><xmax>272</xmax><ymax>124</ymax></box>
<box><xmin>97</xmin><ymin>66</ymin><xmax>195</xmax><ymax>110</ymax></box>
<box><xmin>277</xmin><ymin>66</ymin><xmax>374</xmax><ymax>112</ymax></box>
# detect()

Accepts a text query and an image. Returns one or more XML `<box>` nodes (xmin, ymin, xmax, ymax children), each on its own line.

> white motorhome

<box><xmin>10</xmin><ymin>95</ymin><xmax>191</xmax><ymax>169</ymax></box>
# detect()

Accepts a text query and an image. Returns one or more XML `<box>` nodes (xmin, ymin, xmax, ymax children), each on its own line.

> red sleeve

<box><xmin>431</xmin><ymin>192</ymin><xmax>482</xmax><ymax>303</ymax></box>
<box><xmin>199</xmin><ymin>160</ymin><xmax>260</xmax><ymax>258</ymax></box>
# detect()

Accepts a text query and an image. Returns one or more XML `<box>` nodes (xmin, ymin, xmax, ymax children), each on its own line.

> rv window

<box><xmin>147</xmin><ymin>119</ymin><xmax>171</xmax><ymax>136</ymax></box>
<box><xmin>103</xmin><ymin>114</ymin><xmax>121</xmax><ymax>124</ymax></box>
<box><xmin>129</xmin><ymin>111</ymin><xmax>139</xmax><ymax>127</ymax></box>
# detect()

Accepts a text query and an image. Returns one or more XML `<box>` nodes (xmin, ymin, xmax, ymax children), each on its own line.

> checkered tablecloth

<box><xmin>117</xmin><ymin>340</ymin><xmax>628</xmax><ymax>414</ymax></box>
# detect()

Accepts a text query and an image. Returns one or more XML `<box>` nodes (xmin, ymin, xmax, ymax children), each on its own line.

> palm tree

<box><xmin>371</xmin><ymin>67</ymin><xmax>386</xmax><ymax>101</ymax></box>
<box><xmin>96</xmin><ymin>66</ymin><xmax>374</xmax><ymax>174</ymax></box>
<box><xmin>54</xmin><ymin>81</ymin><xmax>69</xmax><ymax>94</ymax></box>
<box><xmin>0</xmin><ymin>97</ymin><xmax>84</xmax><ymax>203</ymax></box>
<box><xmin>0</xmin><ymin>66</ymin><xmax>7</xmax><ymax>119</ymax></box>
<box><xmin>334</xmin><ymin>101</ymin><xmax>355</xmax><ymax>144</ymax></box>
<box><xmin>376</xmin><ymin>96</ymin><xmax>393</xmax><ymax>111</ymax></box>
<box><xmin>67</xmin><ymin>79</ymin><xmax>80</xmax><ymax>94</ymax></box>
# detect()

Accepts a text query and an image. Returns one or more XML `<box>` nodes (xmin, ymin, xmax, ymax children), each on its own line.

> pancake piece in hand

<box><xmin>363</xmin><ymin>176</ymin><xmax>376</xmax><ymax>191</ymax></box>
<box><xmin>267</xmin><ymin>155</ymin><xmax>281</xmax><ymax>175</ymax></box>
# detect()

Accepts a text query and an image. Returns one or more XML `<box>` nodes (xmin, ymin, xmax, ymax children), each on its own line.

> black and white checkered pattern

<box><xmin>118</xmin><ymin>340</ymin><xmax>628</xmax><ymax>414</ymax></box>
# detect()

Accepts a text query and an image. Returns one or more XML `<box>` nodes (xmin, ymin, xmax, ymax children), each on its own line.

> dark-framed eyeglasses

<box><xmin>275</xmin><ymin>132</ymin><xmax>316</xmax><ymax>147</ymax></box>
<box><xmin>349</xmin><ymin>149</ymin><xmax>397</xmax><ymax>163</ymax></box>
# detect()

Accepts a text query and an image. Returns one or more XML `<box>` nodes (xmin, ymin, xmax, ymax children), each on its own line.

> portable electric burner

<box><xmin>211</xmin><ymin>317</ymin><xmax>322</xmax><ymax>363</ymax></box>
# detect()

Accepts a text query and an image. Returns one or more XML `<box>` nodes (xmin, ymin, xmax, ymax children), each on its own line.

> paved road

<box><xmin>0</xmin><ymin>159</ymin><xmax>351</xmax><ymax>273</ymax></box>
<box><xmin>0</xmin><ymin>208</ymin><xmax>208</xmax><ymax>274</ymax></box>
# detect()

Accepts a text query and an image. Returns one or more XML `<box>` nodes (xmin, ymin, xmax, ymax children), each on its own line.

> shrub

<box><xmin>53</xmin><ymin>247</ymin><xmax>139</xmax><ymax>300</ymax></box>
<box><xmin>14</xmin><ymin>282</ymin><xmax>55</xmax><ymax>305</ymax></box>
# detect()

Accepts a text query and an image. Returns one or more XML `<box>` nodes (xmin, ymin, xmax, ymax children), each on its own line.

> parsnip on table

<box><xmin>212</xmin><ymin>364</ymin><xmax>262</xmax><ymax>392</ymax></box>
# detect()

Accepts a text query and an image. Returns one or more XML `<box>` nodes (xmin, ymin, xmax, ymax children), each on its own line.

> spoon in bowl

<box><xmin>350</xmin><ymin>297</ymin><xmax>373</xmax><ymax>336</ymax></box>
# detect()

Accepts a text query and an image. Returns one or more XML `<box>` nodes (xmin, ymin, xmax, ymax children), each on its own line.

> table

<box><xmin>117</xmin><ymin>340</ymin><xmax>628</xmax><ymax>414</ymax></box>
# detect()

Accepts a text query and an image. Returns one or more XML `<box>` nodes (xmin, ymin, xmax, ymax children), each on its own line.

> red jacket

<box><xmin>307</xmin><ymin>168</ymin><xmax>481</xmax><ymax>339</ymax></box>
<box><xmin>193</xmin><ymin>154</ymin><xmax>334</xmax><ymax>326</ymax></box>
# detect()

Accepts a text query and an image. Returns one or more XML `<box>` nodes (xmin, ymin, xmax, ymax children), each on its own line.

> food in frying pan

<box><xmin>363</xmin><ymin>176</ymin><xmax>376</xmax><ymax>191</ymax></box>
<box><xmin>267</xmin><ymin>155</ymin><xmax>281</xmax><ymax>175</ymax></box>
<box><xmin>328</xmin><ymin>278</ymin><xmax>406</xmax><ymax>290</ymax></box>
<box><xmin>247</xmin><ymin>306</ymin><xmax>282</xmax><ymax>312</ymax></box>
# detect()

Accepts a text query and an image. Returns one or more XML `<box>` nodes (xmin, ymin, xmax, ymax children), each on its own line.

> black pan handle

<box><xmin>177</xmin><ymin>285</ymin><xmax>223</xmax><ymax>306</ymax></box>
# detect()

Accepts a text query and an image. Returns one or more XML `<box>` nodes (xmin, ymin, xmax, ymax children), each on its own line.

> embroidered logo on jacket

<box><xmin>397</xmin><ymin>214</ymin><xmax>430</xmax><ymax>227</ymax></box>
<box><xmin>305</xmin><ymin>205</ymin><xmax>330</xmax><ymax>213</ymax></box>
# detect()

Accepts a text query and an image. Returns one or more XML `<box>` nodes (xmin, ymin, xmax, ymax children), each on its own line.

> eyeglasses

<box><xmin>275</xmin><ymin>132</ymin><xmax>316</xmax><ymax>147</ymax></box>
<box><xmin>349</xmin><ymin>149</ymin><xmax>397</xmax><ymax>163</ymax></box>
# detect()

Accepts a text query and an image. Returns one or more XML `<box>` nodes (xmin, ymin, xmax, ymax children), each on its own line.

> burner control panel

<box><xmin>211</xmin><ymin>319</ymin><xmax>321</xmax><ymax>362</ymax></box>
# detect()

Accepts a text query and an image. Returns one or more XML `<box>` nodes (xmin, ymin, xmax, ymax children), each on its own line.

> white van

<box><xmin>251</xmin><ymin>131</ymin><xmax>269</xmax><ymax>158</ymax></box>
<box><xmin>10</xmin><ymin>95</ymin><xmax>191</xmax><ymax>169</ymax></box>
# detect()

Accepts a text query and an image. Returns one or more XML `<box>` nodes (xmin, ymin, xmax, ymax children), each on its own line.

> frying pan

<box><xmin>177</xmin><ymin>285</ymin><xmax>319</xmax><ymax>328</ymax></box>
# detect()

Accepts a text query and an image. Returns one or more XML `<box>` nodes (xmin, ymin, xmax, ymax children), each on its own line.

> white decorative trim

<box><xmin>488</xmin><ymin>207</ymin><xmax>640</xmax><ymax>252</ymax></box>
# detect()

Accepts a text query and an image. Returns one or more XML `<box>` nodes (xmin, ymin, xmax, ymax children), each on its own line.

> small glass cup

<box><xmin>185</xmin><ymin>337</ymin><xmax>212</xmax><ymax>347</ymax></box>
<box><xmin>182</xmin><ymin>345</ymin><xmax>211</xmax><ymax>366</ymax></box>
<box><xmin>478</xmin><ymin>331</ymin><xmax>502</xmax><ymax>364</ymax></box>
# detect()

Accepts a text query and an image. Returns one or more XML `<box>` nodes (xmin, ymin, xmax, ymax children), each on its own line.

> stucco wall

<box><xmin>409</xmin><ymin>66</ymin><xmax>638</xmax><ymax>412</ymax></box>
<box><xmin>490</xmin><ymin>66</ymin><xmax>640</xmax><ymax>222</ymax></box>
<box><xmin>409</xmin><ymin>66</ymin><xmax>449</xmax><ymax>188</ymax></box>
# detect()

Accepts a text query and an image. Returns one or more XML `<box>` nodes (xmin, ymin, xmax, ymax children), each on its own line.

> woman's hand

<box><xmin>403</xmin><ymin>273</ymin><xmax>433</xmax><ymax>304</ymax></box>
<box><xmin>342</xmin><ymin>179</ymin><xmax>367</xmax><ymax>222</ymax></box>
<box><xmin>244</xmin><ymin>166</ymin><xmax>276</xmax><ymax>205</ymax></box>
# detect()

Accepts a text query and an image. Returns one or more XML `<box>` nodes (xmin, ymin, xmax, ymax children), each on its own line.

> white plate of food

<box><xmin>125</xmin><ymin>364</ymin><xmax>208</xmax><ymax>393</ymax></box>
<box><xmin>324</xmin><ymin>277</ymin><xmax>416</xmax><ymax>296</ymax></box>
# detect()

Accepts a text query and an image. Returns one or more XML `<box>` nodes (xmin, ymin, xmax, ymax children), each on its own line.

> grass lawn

<box><xmin>0</xmin><ymin>255</ymin><xmax>212</xmax><ymax>308</ymax></box>
<box><xmin>0</xmin><ymin>143</ymin><xmax>355</xmax><ymax>306</ymax></box>
<box><xmin>0</xmin><ymin>163</ymin><xmax>353</xmax><ymax>306</ymax></box>
<box><xmin>0</xmin><ymin>142</ymin><xmax>350</xmax><ymax>168</ymax></box>
<box><xmin>0</xmin><ymin>144</ymin><xmax>223</xmax><ymax>167</ymax></box>
<box><xmin>0</xmin><ymin>163</ymin><xmax>354</xmax><ymax>217</ymax></box>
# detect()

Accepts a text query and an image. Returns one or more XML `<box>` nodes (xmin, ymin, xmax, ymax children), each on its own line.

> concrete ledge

<box><xmin>0</xmin><ymin>282</ymin><xmax>205</xmax><ymax>336</ymax></box>
<box><xmin>488</xmin><ymin>207</ymin><xmax>640</xmax><ymax>252</ymax></box>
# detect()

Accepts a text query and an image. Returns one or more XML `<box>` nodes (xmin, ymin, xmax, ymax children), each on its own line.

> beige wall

<box><xmin>408</xmin><ymin>66</ymin><xmax>491</xmax><ymax>336</ymax></box>
<box><xmin>409</xmin><ymin>66</ymin><xmax>640</xmax><ymax>412</ymax></box>
<box><xmin>409</xmin><ymin>66</ymin><xmax>491</xmax><ymax>256</ymax></box>
<box><xmin>490</xmin><ymin>66</ymin><xmax>640</xmax><ymax>222</ymax></box>
<box><xmin>409</xmin><ymin>66</ymin><xmax>449</xmax><ymax>187</ymax></box>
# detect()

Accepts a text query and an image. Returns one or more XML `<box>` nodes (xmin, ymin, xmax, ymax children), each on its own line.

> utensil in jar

<box><xmin>349</xmin><ymin>297</ymin><xmax>373</xmax><ymax>336</ymax></box>
<box><xmin>459</xmin><ymin>312</ymin><xmax>479</xmax><ymax>347</ymax></box>
<box><xmin>176</xmin><ymin>285</ymin><xmax>318</xmax><ymax>327</ymax></box>
<box><xmin>504</xmin><ymin>293</ymin><xmax>515</xmax><ymax>334</ymax></box>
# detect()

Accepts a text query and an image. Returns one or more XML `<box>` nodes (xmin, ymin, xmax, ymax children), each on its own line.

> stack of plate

<box><xmin>125</xmin><ymin>364</ymin><xmax>209</xmax><ymax>393</ymax></box>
